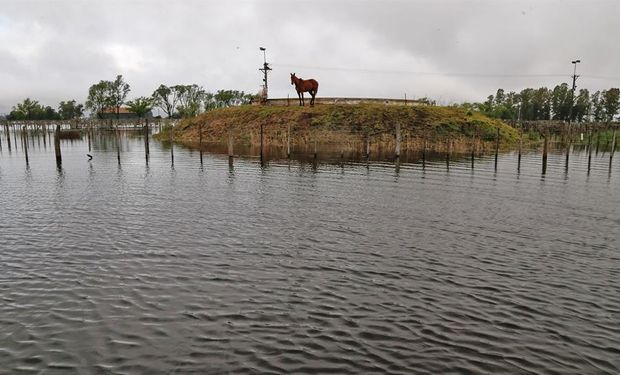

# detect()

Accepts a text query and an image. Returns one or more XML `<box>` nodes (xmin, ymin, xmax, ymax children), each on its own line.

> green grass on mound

<box><xmin>161</xmin><ymin>104</ymin><xmax>518</xmax><ymax>147</ymax></box>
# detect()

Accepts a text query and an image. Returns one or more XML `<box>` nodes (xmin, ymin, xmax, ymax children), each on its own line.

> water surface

<box><xmin>1</xmin><ymin>131</ymin><xmax>619</xmax><ymax>374</ymax></box>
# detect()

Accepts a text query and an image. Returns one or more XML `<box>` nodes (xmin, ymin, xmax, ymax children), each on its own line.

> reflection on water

<box><xmin>1</xmin><ymin>130</ymin><xmax>620</xmax><ymax>374</ymax></box>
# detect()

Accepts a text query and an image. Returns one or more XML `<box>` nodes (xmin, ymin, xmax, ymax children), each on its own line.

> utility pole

<box><xmin>259</xmin><ymin>47</ymin><xmax>272</xmax><ymax>103</ymax></box>
<box><xmin>566</xmin><ymin>59</ymin><xmax>580</xmax><ymax>168</ymax></box>
<box><xmin>567</xmin><ymin>59</ymin><xmax>581</xmax><ymax>123</ymax></box>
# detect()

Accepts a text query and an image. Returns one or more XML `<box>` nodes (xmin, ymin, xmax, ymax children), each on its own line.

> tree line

<box><xmin>5</xmin><ymin>98</ymin><xmax>84</xmax><ymax>121</ymax></box>
<box><xmin>463</xmin><ymin>84</ymin><xmax>620</xmax><ymax>123</ymax></box>
<box><xmin>85</xmin><ymin>75</ymin><xmax>257</xmax><ymax>119</ymax></box>
<box><xmin>3</xmin><ymin>75</ymin><xmax>257</xmax><ymax>121</ymax></box>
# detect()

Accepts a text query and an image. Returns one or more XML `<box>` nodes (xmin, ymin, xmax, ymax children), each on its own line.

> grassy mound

<box><xmin>161</xmin><ymin>104</ymin><xmax>517</xmax><ymax>151</ymax></box>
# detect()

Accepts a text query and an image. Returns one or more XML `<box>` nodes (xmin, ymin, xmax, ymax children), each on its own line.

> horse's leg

<box><xmin>301</xmin><ymin>92</ymin><xmax>305</xmax><ymax>106</ymax></box>
<box><xmin>298</xmin><ymin>92</ymin><xmax>302</xmax><ymax>106</ymax></box>
<box><xmin>310</xmin><ymin>91</ymin><xmax>316</xmax><ymax>106</ymax></box>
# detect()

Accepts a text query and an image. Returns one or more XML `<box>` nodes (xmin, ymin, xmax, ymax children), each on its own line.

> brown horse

<box><xmin>290</xmin><ymin>73</ymin><xmax>319</xmax><ymax>106</ymax></box>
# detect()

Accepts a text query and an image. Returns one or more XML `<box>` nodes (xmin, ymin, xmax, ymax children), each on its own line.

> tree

<box><xmin>12</xmin><ymin>98</ymin><xmax>39</xmax><ymax>120</ymax></box>
<box><xmin>591</xmin><ymin>91</ymin><xmax>605</xmax><ymax>122</ymax></box>
<box><xmin>126</xmin><ymin>97</ymin><xmax>154</xmax><ymax>118</ymax></box>
<box><xmin>531</xmin><ymin>87</ymin><xmax>551</xmax><ymax>120</ymax></box>
<box><xmin>481</xmin><ymin>94</ymin><xmax>494</xmax><ymax>114</ymax></box>
<box><xmin>43</xmin><ymin>106</ymin><xmax>58</xmax><ymax>120</ymax></box>
<box><xmin>572</xmin><ymin>89</ymin><xmax>590</xmax><ymax>122</ymax></box>
<box><xmin>175</xmin><ymin>84</ymin><xmax>205</xmax><ymax>118</ymax></box>
<box><xmin>58</xmin><ymin>100</ymin><xmax>84</xmax><ymax>120</ymax></box>
<box><xmin>203</xmin><ymin>92</ymin><xmax>217</xmax><ymax>111</ymax></box>
<box><xmin>494</xmin><ymin>89</ymin><xmax>505</xmax><ymax>106</ymax></box>
<box><xmin>107</xmin><ymin>75</ymin><xmax>131</xmax><ymax>119</ymax></box>
<box><xmin>601</xmin><ymin>88</ymin><xmax>620</xmax><ymax>122</ymax></box>
<box><xmin>152</xmin><ymin>84</ymin><xmax>180</xmax><ymax>118</ymax></box>
<box><xmin>551</xmin><ymin>83</ymin><xmax>571</xmax><ymax>120</ymax></box>
<box><xmin>6</xmin><ymin>98</ymin><xmax>60</xmax><ymax>120</ymax></box>
<box><xmin>85</xmin><ymin>81</ymin><xmax>111</xmax><ymax>119</ymax></box>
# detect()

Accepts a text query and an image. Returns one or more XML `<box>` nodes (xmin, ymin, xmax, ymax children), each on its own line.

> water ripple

<box><xmin>1</xmin><ymin>132</ymin><xmax>619</xmax><ymax>373</ymax></box>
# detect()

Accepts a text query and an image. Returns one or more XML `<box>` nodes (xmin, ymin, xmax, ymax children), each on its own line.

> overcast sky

<box><xmin>1</xmin><ymin>0</ymin><xmax>619</xmax><ymax>114</ymax></box>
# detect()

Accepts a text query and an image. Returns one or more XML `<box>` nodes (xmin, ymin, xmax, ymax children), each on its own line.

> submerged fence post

<box><xmin>542</xmin><ymin>131</ymin><xmax>548</xmax><ymax>175</ymax></box>
<box><xmin>395</xmin><ymin>122</ymin><xmax>401</xmax><ymax>159</ymax></box>
<box><xmin>587</xmin><ymin>128</ymin><xmax>593</xmax><ymax>174</ymax></box>
<box><xmin>287</xmin><ymin>123</ymin><xmax>291</xmax><ymax>159</ymax></box>
<box><xmin>565</xmin><ymin>124</ymin><xmax>572</xmax><ymax>170</ymax></box>
<box><xmin>495</xmin><ymin>127</ymin><xmax>500</xmax><ymax>171</ymax></box>
<box><xmin>610</xmin><ymin>128</ymin><xmax>617</xmax><ymax>172</ymax></box>
<box><xmin>54</xmin><ymin>124</ymin><xmax>62</xmax><ymax>166</ymax></box>
<box><xmin>260</xmin><ymin>123</ymin><xmax>264</xmax><ymax>165</ymax></box>
<box><xmin>314</xmin><ymin>135</ymin><xmax>318</xmax><ymax>160</ymax></box>
<box><xmin>470</xmin><ymin>132</ymin><xmax>476</xmax><ymax>169</ymax></box>
<box><xmin>228</xmin><ymin>130</ymin><xmax>234</xmax><ymax>165</ymax></box>
<box><xmin>116</xmin><ymin>125</ymin><xmax>121</xmax><ymax>165</ymax></box>
<box><xmin>5</xmin><ymin>123</ymin><xmax>11</xmax><ymax>151</ymax></box>
<box><xmin>422</xmin><ymin>138</ymin><xmax>427</xmax><ymax>168</ymax></box>
<box><xmin>518</xmin><ymin>127</ymin><xmax>523</xmax><ymax>172</ymax></box>
<box><xmin>22</xmin><ymin>126</ymin><xmax>29</xmax><ymax>165</ymax></box>
<box><xmin>446</xmin><ymin>137</ymin><xmax>450</xmax><ymax>170</ymax></box>
<box><xmin>13</xmin><ymin>123</ymin><xmax>18</xmax><ymax>150</ymax></box>
<box><xmin>145</xmin><ymin>118</ymin><xmax>150</xmax><ymax>160</ymax></box>
<box><xmin>169</xmin><ymin>125</ymin><xmax>174</xmax><ymax>165</ymax></box>
<box><xmin>365</xmin><ymin>133</ymin><xmax>370</xmax><ymax>160</ymax></box>
<box><xmin>198</xmin><ymin>121</ymin><xmax>203</xmax><ymax>165</ymax></box>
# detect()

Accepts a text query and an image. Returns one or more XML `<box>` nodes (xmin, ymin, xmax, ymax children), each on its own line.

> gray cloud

<box><xmin>1</xmin><ymin>0</ymin><xmax>619</xmax><ymax>114</ymax></box>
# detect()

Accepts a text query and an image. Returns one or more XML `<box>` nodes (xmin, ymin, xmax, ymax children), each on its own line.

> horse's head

<box><xmin>290</xmin><ymin>73</ymin><xmax>296</xmax><ymax>85</ymax></box>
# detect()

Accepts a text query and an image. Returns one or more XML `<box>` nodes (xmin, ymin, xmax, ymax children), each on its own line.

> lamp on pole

<box><xmin>568</xmin><ymin>59</ymin><xmax>581</xmax><ymax>123</ymax></box>
<box><xmin>259</xmin><ymin>47</ymin><xmax>272</xmax><ymax>102</ymax></box>
<box><xmin>565</xmin><ymin>59</ymin><xmax>581</xmax><ymax>168</ymax></box>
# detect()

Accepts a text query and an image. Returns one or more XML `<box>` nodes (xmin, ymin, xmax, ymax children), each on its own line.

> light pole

<box><xmin>259</xmin><ymin>47</ymin><xmax>272</xmax><ymax>102</ymax></box>
<box><xmin>568</xmin><ymin>59</ymin><xmax>581</xmax><ymax>123</ymax></box>
<box><xmin>566</xmin><ymin>59</ymin><xmax>581</xmax><ymax>168</ymax></box>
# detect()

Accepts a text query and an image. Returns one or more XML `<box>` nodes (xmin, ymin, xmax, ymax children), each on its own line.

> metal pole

<box><xmin>566</xmin><ymin>60</ymin><xmax>580</xmax><ymax>168</ymax></box>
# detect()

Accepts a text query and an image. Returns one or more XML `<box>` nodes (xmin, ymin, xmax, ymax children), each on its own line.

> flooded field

<box><xmin>1</xmin><ymin>130</ymin><xmax>619</xmax><ymax>374</ymax></box>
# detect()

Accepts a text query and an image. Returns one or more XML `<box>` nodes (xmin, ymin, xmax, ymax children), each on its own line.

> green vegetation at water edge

<box><xmin>167</xmin><ymin>104</ymin><xmax>519</xmax><ymax>147</ymax></box>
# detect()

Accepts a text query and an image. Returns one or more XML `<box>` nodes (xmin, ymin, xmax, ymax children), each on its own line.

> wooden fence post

<box><xmin>169</xmin><ymin>125</ymin><xmax>174</xmax><ymax>165</ymax></box>
<box><xmin>5</xmin><ymin>122</ymin><xmax>10</xmax><ymax>151</ymax></box>
<box><xmin>446</xmin><ymin>137</ymin><xmax>450</xmax><ymax>170</ymax></box>
<box><xmin>145</xmin><ymin>118</ymin><xmax>150</xmax><ymax>160</ymax></box>
<box><xmin>54</xmin><ymin>124</ymin><xmax>62</xmax><ymax>166</ymax></box>
<box><xmin>470</xmin><ymin>132</ymin><xmax>476</xmax><ymax>169</ymax></box>
<box><xmin>395</xmin><ymin>122</ymin><xmax>401</xmax><ymax>159</ymax></box>
<box><xmin>314</xmin><ymin>135</ymin><xmax>318</xmax><ymax>160</ymax></box>
<box><xmin>542</xmin><ymin>131</ymin><xmax>548</xmax><ymax>175</ymax></box>
<box><xmin>198</xmin><ymin>121</ymin><xmax>203</xmax><ymax>165</ymax></box>
<box><xmin>260</xmin><ymin>123</ymin><xmax>264</xmax><ymax>164</ymax></box>
<box><xmin>116</xmin><ymin>125</ymin><xmax>121</xmax><ymax>165</ymax></box>
<box><xmin>287</xmin><ymin>123</ymin><xmax>291</xmax><ymax>159</ymax></box>
<box><xmin>610</xmin><ymin>128</ymin><xmax>617</xmax><ymax>171</ymax></box>
<box><xmin>565</xmin><ymin>123</ymin><xmax>572</xmax><ymax>169</ymax></box>
<box><xmin>495</xmin><ymin>127</ymin><xmax>500</xmax><ymax>171</ymax></box>
<box><xmin>22</xmin><ymin>126</ymin><xmax>29</xmax><ymax>165</ymax></box>
<box><xmin>422</xmin><ymin>137</ymin><xmax>427</xmax><ymax>168</ymax></box>
<box><xmin>518</xmin><ymin>126</ymin><xmax>523</xmax><ymax>172</ymax></box>
<box><xmin>228</xmin><ymin>130</ymin><xmax>234</xmax><ymax>164</ymax></box>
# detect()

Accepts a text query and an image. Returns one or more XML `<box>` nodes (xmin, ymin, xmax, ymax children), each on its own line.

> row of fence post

<box><xmin>1</xmin><ymin>122</ymin><xmax>617</xmax><ymax>175</ymax></box>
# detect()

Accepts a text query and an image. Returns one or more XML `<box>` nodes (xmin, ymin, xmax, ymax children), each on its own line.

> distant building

<box><xmin>99</xmin><ymin>107</ymin><xmax>152</xmax><ymax>119</ymax></box>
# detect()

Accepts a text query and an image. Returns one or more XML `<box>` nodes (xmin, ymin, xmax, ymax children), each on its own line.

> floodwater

<box><xmin>1</xmin><ymin>130</ymin><xmax>619</xmax><ymax>374</ymax></box>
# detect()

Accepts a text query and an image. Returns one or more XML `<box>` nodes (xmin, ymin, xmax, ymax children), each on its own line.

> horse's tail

<box><xmin>312</xmin><ymin>80</ymin><xmax>319</xmax><ymax>93</ymax></box>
